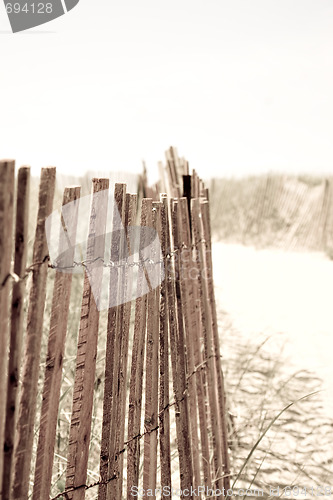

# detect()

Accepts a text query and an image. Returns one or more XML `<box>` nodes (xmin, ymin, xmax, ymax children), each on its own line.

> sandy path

<box><xmin>213</xmin><ymin>242</ymin><xmax>333</xmax><ymax>415</ymax></box>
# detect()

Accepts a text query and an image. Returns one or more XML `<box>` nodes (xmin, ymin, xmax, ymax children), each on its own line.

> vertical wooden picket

<box><xmin>115</xmin><ymin>193</ymin><xmax>138</xmax><ymax>499</ymax></box>
<box><xmin>143</xmin><ymin>201</ymin><xmax>161</xmax><ymax>495</ymax></box>
<box><xmin>106</xmin><ymin>192</ymin><xmax>138</xmax><ymax>499</ymax></box>
<box><xmin>191</xmin><ymin>170</ymin><xmax>200</xmax><ymax>199</ymax></box>
<box><xmin>191</xmin><ymin>198</ymin><xmax>224</xmax><ymax>494</ymax></box>
<box><xmin>183</xmin><ymin>177</ymin><xmax>212</xmax><ymax>488</ymax></box>
<box><xmin>106</xmin><ymin>183</ymin><xmax>129</xmax><ymax>500</ymax></box>
<box><xmin>2</xmin><ymin>166</ymin><xmax>30</xmax><ymax>500</ymax></box>
<box><xmin>177</xmin><ymin>198</ymin><xmax>202</xmax><ymax>494</ymax></box>
<box><xmin>126</xmin><ymin>198</ymin><xmax>152</xmax><ymax>498</ymax></box>
<box><xmin>0</xmin><ymin>159</ymin><xmax>15</xmax><ymax>498</ymax></box>
<box><xmin>179</xmin><ymin>197</ymin><xmax>213</xmax><ymax>489</ymax></box>
<box><xmin>32</xmin><ymin>185</ymin><xmax>81</xmax><ymax>500</ymax></box>
<box><xmin>201</xmin><ymin>200</ymin><xmax>231</xmax><ymax>490</ymax></box>
<box><xmin>159</xmin><ymin>196</ymin><xmax>171</xmax><ymax>496</ymax></box>
<box><xmin>12</xmin><ymin>167</ymin><xmax>56</xmax><ymax>500</ymax></box>
<box><xmin>99</xmin><ymin>183</ymin><xmax>126</xmax><ymax>500</ymax></box>
<box><xmin>169</xmin><ymin>200</ymin><xmax>194</xmax><ymax>497</ymax></box>
<box><xmin>65</xmin><ymin>178</ymin><xmax>109</xmax><ymax>500</ymax></box>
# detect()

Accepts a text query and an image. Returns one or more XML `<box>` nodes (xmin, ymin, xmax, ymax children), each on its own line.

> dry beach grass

<box><xmin>218</xmin><ymin>308</ymin><xmax>333</xmax><ymax>495</ymax></box>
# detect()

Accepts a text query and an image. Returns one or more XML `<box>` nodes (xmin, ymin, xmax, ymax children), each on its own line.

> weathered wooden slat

<box><xmin>191</xmin><ymin>170</ymin><xmax>200</xmax><ymax>199</ymax></box>
<box><xmin>126</xmin><ymin>198</ymin><xmax>152</xmax><ymax>498</ymax></box>
<box><xmin>202</xmin><ymin>187</ymin><xmax>209</xmax><ymax>201</ymax></box>
<box><xmin>12</xmin><ymin>167</ymin><xmax>56</xmax><ymax>500</ymax></box>
<box><xmin>165</xmin><ymin>151</ymin><xmax>178</xmax><ymax>189</ymax></box>
<box><xmin>99</xmin><ymin>183</ymin><xmax>126</xmax><ymax>500</ymax></box>
<box><xmin>190</xmin><ymin>241</ymin><xmax>212</xmax><ymax>488</ymax></box>
<box><xmin>166</xmin><ymin>160</ymin><xmax>177</xmax><ymax>198</ymax></box>
<box><xmin>106</xmin><ymin>183</ymin><xmax>128</xmax><ymax>499</ymax></box>
<box><xmin>143</xmin><ymin>202</ymin><xmax>161</xmax><ymax>496</ymax></box>
<box><xmin>191</xmin><ymin>281</ymin><xmax>212</xmax><ymax>489</ymax></box>
<box><xmin>168</xmin><ymin>146</ymin><xmax>182</xmax><ymax>187</ymax></box>
<box><xmin>159</xmin><ymin>195</ymin><xmax>171</xmax><ymax>496</ymax></box>
<box><xmin>65</xmin><ymin>178</ymin><xmax>109</xmax><ymax>500</ymax></box>
<box><xmin>177</xmin><ymin>198</ymin><xmax>202</xmax><ymax>493</ymax></box>
<box><xmin>191</xmin><ymin>198</ymin><xmax>224</xmax><ymax>495</ymax></box>
<box><xmin>201</xmin><ymin>200</ymin><xmax>230</xmax><ymax>491</ymax></box>
<box><xmin>2</xmin><ymin>166</ymin><xmax>30</xmax><ymax>500</ymax></box>
<box><xmin>158</xmin><ymin>162</ymin><xmax>167</xmax><ymax>194</ymax></box>
<box><xmin>179</xmin><ymin>197</ymin><xmax>214</xmax><ymax>489</ymax></box>
<box><xmin>108</xmin><ymin>193</ymin><xmax>137</xmax><ymax>500</ymax></box>
<box><xmin>186</xmin><ymin>216</ymin><xmax>212</xmax><ymax>489</ymax></box>
<box><xmin>32</xmin><ymin>185</ymin><xmax>81</xmax><ymax>500</ymax></box>
<box><xmin>0</xmin><ymin>159</ymin><xmax>15</xmax><ymax>497</ymax></box>
<box><xmin>115</xmin><ymin>193</ymin><xmax>138</xmax><ymax>498</ymax></box>
<box><xmin>179</xmin><ymin>188</ymin><xmax>212</xmax><ymax>488</ymax></box>
<box><xmin>169</xmin><ymin>199</ymin><xmax>194</xmax><ymax>497</ymax></box>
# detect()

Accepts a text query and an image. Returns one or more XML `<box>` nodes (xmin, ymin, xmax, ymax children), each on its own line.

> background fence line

<box><xmin>209</xmin><ymin>173</ymin><xmax>333</xmax><ymax>255</ymax></box>
<box><xmin>0</xmin><ymin>148</ymin><xmax>230</xmax><ymax>500</ymax></box>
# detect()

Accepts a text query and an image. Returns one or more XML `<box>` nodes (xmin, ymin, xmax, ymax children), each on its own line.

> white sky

<box><xmin>0</xmin><ymin>0</ymin><xmax>333</xmax><ymax>183</ymax></box>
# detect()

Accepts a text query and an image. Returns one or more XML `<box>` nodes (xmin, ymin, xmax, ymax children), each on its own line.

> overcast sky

<box><xmin>0</xmin><ymin>0</ymin><xmax>332</xmax><ymax>182</ymax></box>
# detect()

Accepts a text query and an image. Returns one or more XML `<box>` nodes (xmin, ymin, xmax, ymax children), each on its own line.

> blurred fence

<box><xmin>0</xmin><ymin>148</ymin><xmax>230</xmax><ymax>500</ymax></box>
<box><xmin>210</xmin><ymin>174</ymin><xmax>333</xmax><ymax>253</ymax></box>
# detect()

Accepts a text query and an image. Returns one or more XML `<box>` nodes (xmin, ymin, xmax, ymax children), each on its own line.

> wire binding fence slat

<box><xmin>126</xmin><ymin>198</ymin><xmax>151</xmax><ymax>498</ymax></box>
<box><xmin>170</xmin><ymin>199</ymin><xmax>194</xmax><ymax>495</ymax></box>
<box><xmin>178</xmin><ymin>197</ymin><xmax>202</xmax><ymax>494</ymax></box>
<box><xmin>159</xmin><ymin>195</ymin><xmax>172</xmax><ymax>497</ymax></box>
<box><xmin>191</xmin><ymin>198</ymin><xmax>225</xmax><ymax>493</ymax></box>
<box><xmin>32</xmin><ymin>185</ymin><xmax>81</xmax><ymax>500</ymax></box>
<box><xmin>3</xmin><ymin>166</ymin><xmax>30</xmax><ymax>500</ymax></box>
<box><xmin>102</xmin><ymin>183</ymin><xmax>127</xmax><ymax>500</ymax></box>
<box><xmin>65</xmin><ymin>178</ymin><xmax>109</xmax><ymax>500</ymax></box>
<box><xmin>0</xmin><ymin>159</ymin><xmax>15</xmax><ymax>499</ymax></box>
<box><xmin>201</xmin><ymin>199</ymin><xmax>231</xmax><ymax>491</ymax></box>
<box><xmin>12</xmin><ymin>167</ymin><xmax>56</xmax><ymax>500</ymax></box>
<box><xmin>143</xmin><ymin>201</ymin><xmax>161</xmax><ymax>495</ymax></box>
<box><xmin>115</xmin><ymin>192</ymin><xmax>138</xmax><ymax>498</ymax></box>
<box><xmin>98</xmin><ymin>182</ymin><xmax>126</xmax><ymax>499</ymax></box>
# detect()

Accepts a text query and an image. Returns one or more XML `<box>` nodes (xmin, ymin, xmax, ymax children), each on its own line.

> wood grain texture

<box><xmin>105</xmin><ymin>183</ymin><xmax>128</xmax><ymax>500</ymax></box>
<box><xmin>170</xmin><ymin>200</ymin><xmax>194</xmax><ymax>498</ymax></box>
<box><xmin>114</xmin><ymin>193</ymin><xmax>137</xmax><ymax>499</ymax></box>
<box><xmin>126</xmin><ymin>198</ymin><xmax>152</xmax><ymax>499</ymax></box>
<box><xmin>191</xmin><ymin>198</ymin><xmax>224</xmax><ymax>494</ymax></box>
<box><xmin>178</xmin><ymin>198</ymin><xmax>204</xmax><ymax>493</ymax></box>
<box><xmin>201</xmin><ymin>200</ymin><xmax>230</xmax><ymax>491</ymax></box>
<box><xmin>159</xmin><ymin>196</ymin><xmax>171</xmax><ymax>496</ymax></box>
<box><xmin>32</xmin><ymin>186</ymin><xmax>81</xmax><ymax>500</ymax></box>
<box><xmin>2</xmin><ymin>166</ymin><xmax>30</xmax><ymax>500</ymax></box>
<box><xmin>0</xmin><ymin>159</ymin><xmax>15</xmax><ymax>499</ymax></box>
<box><xmin>11</xmin><ymin>167</ymin><xmax>56</xmax><ymax>500</ymax></box>
<box><xmin>143</xmin><ymin>201</ymin><xmax>161</xmax><ymax>496</ymax></box>
<box><xmin>98</xmin><ymin>183</ymin><xmax>126</xmax><ymax>500</ymax></box>
<box><xmin>65</xmin><ymin>178</ymin><xmax>109</xmax><ymax>500</ymax></box>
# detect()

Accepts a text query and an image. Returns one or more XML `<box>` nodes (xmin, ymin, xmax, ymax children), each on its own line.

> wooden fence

<box><xmin>0</xmin><ymin>148</ymin><xmax>230</xmax><ymax>500</ymax></box>
<box><xmin>210</xmin><ymin>174</ymin><xmax>333</xmax><ymax>252</ymax></box>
